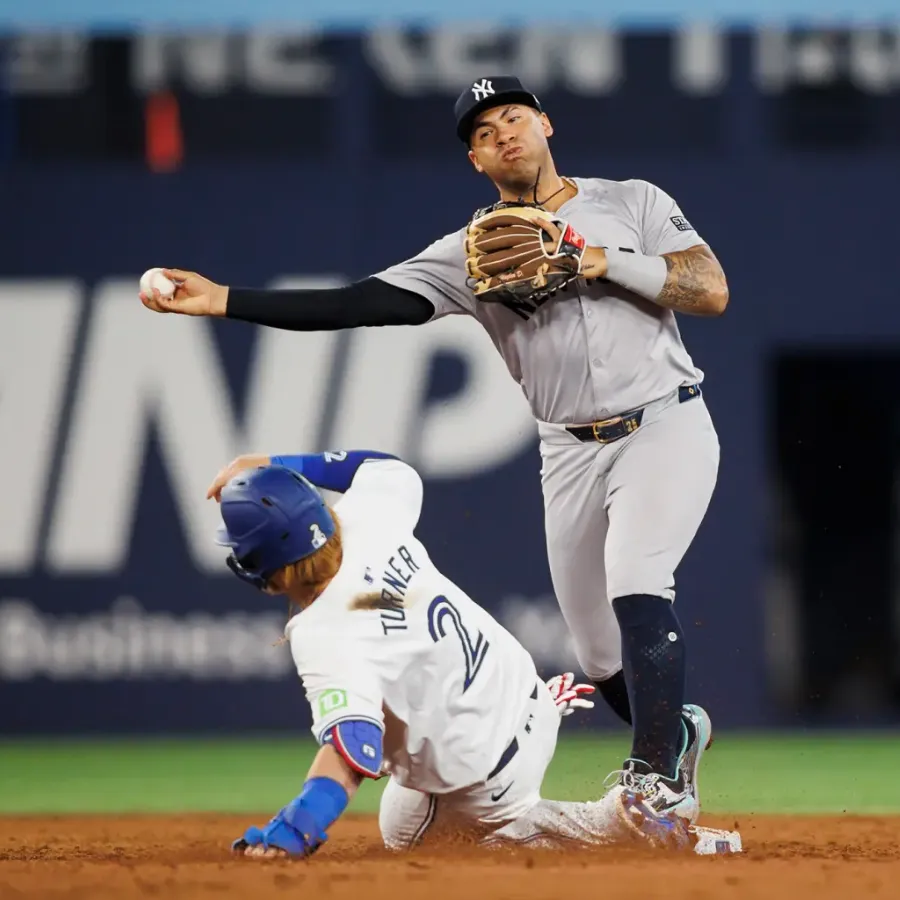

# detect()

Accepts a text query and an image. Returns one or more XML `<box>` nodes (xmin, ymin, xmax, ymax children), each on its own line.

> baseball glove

<box><xmin>464</xmin><ymin>201</ymin><xmax>587</xmax><ymax>302</ymax></box>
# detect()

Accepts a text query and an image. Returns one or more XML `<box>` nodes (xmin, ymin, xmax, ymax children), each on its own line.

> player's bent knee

<box><xmin>581</xmin><ymin>663</ymin><xmax>624</xmax><ymax>683</ymax></box>
<box><xmin>382</xmin><ymin>831</ymin><xmax>413</xmax><ymax>852</ymax></box>
<box><xmin>568</xmin><ymin>636</ymin><xmax>622</xmax><ymax>683</ymax></box>
<box><xmin>606</xmin><ymin>573</ymin><xmax>676</xmax><ymax>604</ymax></box>
<box><xmin>378</xmin><ymin>779</ymin><xmax>437</xmax><ymax>851</ymax></box>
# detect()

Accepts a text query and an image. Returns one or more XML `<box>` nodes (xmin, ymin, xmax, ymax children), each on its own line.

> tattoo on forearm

<box><xmin>656</xmin><ymin>246</ymin><xmax>728</xmax><ymax>314</ymax></box>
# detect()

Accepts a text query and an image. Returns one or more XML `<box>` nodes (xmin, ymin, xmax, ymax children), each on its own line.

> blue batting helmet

<box><xmin>215</xmin><ymin>465</ymin><xmax>336</xmax><ymax>590</ymax></box>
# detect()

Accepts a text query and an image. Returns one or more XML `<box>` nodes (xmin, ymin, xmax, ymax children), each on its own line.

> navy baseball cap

<box><xmin>454</xmin><ymin>75</ymin><xmax>543</xmax><ymax>144</ymax></box>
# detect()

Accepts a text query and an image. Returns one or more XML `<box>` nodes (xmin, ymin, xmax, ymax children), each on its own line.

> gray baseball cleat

<box><xmin>672</xmin><ymin>704</ymin><xmax>713</xmax><ymax>824</ymax></box>
<box><xmin>603</xmin><ymin>704</ymin><xmax>713</xmax><ymax>826</ymax></box>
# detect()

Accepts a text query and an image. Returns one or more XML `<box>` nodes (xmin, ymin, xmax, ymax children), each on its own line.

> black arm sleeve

<box><xmin>224</xmin><ymin>277</ymin><xmax>434</xmax><ymax>331</ymax></box>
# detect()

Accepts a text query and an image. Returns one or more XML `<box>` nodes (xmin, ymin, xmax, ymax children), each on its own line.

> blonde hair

<box><xmin>271</xmin><ymin>508</ymin><xmax>342</xmax><ymax>610</ymax></box>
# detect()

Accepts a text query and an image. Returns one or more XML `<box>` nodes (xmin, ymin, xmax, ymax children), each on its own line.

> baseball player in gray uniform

<box><xmin>140</xmin><ymin>75</ymin><xmax>729</xmax><ymax>831</ymax></box>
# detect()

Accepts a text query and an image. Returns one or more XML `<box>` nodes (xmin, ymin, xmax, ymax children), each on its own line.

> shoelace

<box><xmin>602</xmin><ymin>767</ymin><xmax>664</xmax><ymax>801</ymax></box>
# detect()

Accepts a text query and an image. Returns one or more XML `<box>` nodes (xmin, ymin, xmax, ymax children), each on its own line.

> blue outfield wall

<box><xmin>1</xmin><ymin>32</ymin><xmax>897</xmax><ymax>734</ymax></box>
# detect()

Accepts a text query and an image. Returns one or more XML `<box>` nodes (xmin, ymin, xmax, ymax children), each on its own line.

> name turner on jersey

<box><xmin>207</xmin><ymin>449</ymin><xmax>740</xmax><ymax>857</ymax></box>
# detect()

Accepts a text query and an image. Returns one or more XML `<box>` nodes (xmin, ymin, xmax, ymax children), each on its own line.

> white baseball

<box><xmin>140</xmin><ymin>268</ymin><xmax>176</xmax><ymax>298</ymax></box>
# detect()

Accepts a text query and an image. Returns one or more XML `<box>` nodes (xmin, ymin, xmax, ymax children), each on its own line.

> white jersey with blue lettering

<box><xmin>285</xmin><ymin>457</ymin><xmax>540</xmax><ymax>795</ymax></box>
<box><xmin>283</xmin><ymin>455</ymin><xmax>738</xmax><ymax>853</ymax></box>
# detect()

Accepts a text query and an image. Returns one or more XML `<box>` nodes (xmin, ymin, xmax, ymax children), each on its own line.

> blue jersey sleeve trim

<box><xmin>271</xmin><ymin>451</ymin><xmax>399</xmax><ymax>493</ymax></box>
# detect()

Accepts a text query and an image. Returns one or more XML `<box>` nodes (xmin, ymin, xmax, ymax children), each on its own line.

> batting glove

<box><xmin>546</xmin><ymin>672</ymin><xmax>596</xmax><ymax>717</ymax></box>
<box><xmin>232</xmin><ymin>806</ymin><xmax>326</xmax><ymax>859</ymax></box>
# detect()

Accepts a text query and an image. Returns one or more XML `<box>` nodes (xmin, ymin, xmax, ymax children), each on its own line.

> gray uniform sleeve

<box><xmin>630</xmin><ymin>180</ymin><xmax>706</xmax><ymax>257</ymax></box>
<box><xmin>374</xmin><ymin>230</ymin><xmax>475</xmax><ymax>322</ymax></box>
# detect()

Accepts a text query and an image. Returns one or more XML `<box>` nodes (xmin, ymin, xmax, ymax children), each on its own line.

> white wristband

<box><xmin>603</xmin><ymin>249</ymin><xmax>668</xmax><ymax>302</ymax></box>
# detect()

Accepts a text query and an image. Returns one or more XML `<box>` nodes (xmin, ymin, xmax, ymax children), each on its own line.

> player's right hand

<box><xmin>232</xmin><ymin>807</ymin><xmax>327</xmax><ymax>860</ymax></box>
<box><xmin>139</xmin><ymin>268</ymin><xmax>228</xmax><ymax>317</ymax></box>
<box><xmin>207</xmin><ymin>453</ymin><xmax>272</xmax><ymax>502</ymax></box>
<box><xmin>232</xmin><ymin>820</ymin><xmax>320</xmax><ymax>860</ymax></box>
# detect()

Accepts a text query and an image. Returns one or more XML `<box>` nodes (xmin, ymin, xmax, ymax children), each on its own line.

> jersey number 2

<box><xmin>427</xmin><ymin>596</ymin><xmax>489</xmax><ymax>693</ymax></box>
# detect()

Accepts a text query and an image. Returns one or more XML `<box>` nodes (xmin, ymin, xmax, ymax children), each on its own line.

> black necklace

<box><xmin>516</xmin><ymin>167</ymin><xmax>572</xmax><ymax>208</ymax></box>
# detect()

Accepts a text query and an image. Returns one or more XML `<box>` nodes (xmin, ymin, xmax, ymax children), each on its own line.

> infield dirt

<box><xmin>2</xmin><ymin>813</ymin><xmax>900</xmax><ymax>899</ymax></box>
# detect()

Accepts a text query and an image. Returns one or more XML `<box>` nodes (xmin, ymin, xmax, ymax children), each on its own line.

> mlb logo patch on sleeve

<box><xmin>670</xmin><ymin>216</ymin><xmax>693</xmax><ymax>232</ymax></box>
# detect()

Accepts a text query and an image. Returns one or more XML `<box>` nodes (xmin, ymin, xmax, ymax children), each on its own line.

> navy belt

<box><xmin>565</xmin><ymin>384</ymin><xmax>702</xmax><ymax>445</ymax></box>
<box><xmin>487</xmin><ymin>682</ymin><xmax>539</xmax><ymax>781</ymax></box>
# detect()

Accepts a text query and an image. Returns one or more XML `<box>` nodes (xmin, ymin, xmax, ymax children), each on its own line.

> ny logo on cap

<box><xmin>471</xmin><ymin>79</ymin><xmax>494</xmax><ymax>101</ymax></box>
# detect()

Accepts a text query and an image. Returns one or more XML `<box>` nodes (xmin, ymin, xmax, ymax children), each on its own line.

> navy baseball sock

<box><xmin>611</xmin><ymin>593</ymin><xmax>686</xmax><ymax>779</ymax></box>
<box><xmin>593</xmin><ymin>670</ymin><xmax>632</xmax><ymax>725</ymax></box>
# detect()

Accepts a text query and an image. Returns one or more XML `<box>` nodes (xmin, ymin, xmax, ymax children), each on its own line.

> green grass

<box><xmin>1</xmin><ymin>733</ymin><xmax>898</xmax><ymax>816</ymax></box>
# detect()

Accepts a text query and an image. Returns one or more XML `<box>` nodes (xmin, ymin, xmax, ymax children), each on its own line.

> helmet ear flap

<box><xmin>226</xmin><ymin>554</ymin><xmax>268</xmax><ymax>590</ymax></box>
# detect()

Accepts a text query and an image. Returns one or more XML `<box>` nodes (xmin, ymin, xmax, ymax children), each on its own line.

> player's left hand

<box><xmin>232</xmin><ymin>809</ymin><xmax>324</xmax><ymax>860</ymax></box>
<box><xmin>207</xmin><ymin>453</ymin><xmax>272</xmax><ymax>502</ymax></box>
<box><xmin>464</xmin><ymin>203</ymin><xmax>587</xmax><ymax>301</ymax></box>
<box><xmin>546</xmin><ymin>672</ymin><xmax>596</xmax><ymax>717</ymax></box>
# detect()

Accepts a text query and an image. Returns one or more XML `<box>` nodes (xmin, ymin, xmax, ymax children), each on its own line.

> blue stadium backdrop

<box><xmin>2</xmin><ymin>27</ymin><xmax>900</xmax><ymax>733</ymax></box>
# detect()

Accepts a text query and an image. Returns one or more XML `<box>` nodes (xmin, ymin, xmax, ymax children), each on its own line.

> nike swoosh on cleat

<box><xmin>652</xmin><ymin>796</ymin><xmax>684</xmax><ymax>813</ymax></box>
